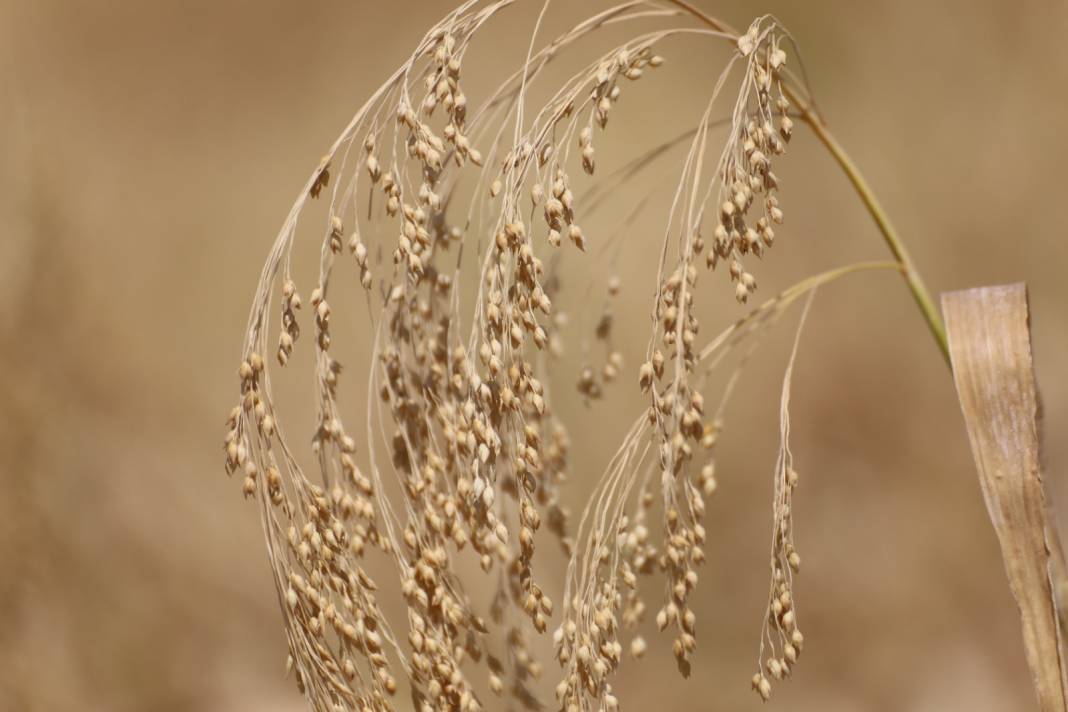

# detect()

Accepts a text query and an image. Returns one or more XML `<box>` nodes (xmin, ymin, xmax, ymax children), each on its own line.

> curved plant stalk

<box><xmin>796</xmin><ymin>107</ymin><xmax>950</xmax><ymax>365</ymax></box>
<box><xmin>663</xmin><ymin>0</ymin><xmax>951</xmax><ymax>365</ymax></box>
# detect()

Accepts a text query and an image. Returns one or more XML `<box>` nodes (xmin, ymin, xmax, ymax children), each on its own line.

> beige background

<box><xmin>2</xmin><ymin>1</ymin><xmax>1067</xmax><ymax>710</ymax></box>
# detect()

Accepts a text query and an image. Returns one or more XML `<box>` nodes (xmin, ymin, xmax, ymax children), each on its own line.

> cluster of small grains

<box><xmin>632</xmin><ymin>268</ymin><xmax>714</xmax><ymax>682</ymax></box>
<box><xmin>277</xmin><ymin>279</ymin><xmax>301</xmax><ymax>365</ymax></box>
<box><xmin>554</xmin><ymin>17</ymin><xmax>804</xmax><ymax>710</ymax></box>
<box><xmin>753</xmin><ymin>459</ymin><xmax>804</xmax><ymax>700</ymax></box>
<box><xmin>577</xmin><ymin>276</ymin><xmax>625</xmax><ymax>401</ymax></box>
<box><xmin>707</xmin><ymin>23</ymin><xmax>793</xmax><ymax>304</ymax></box>
<box><xmin>224</xmin><ymin>348</ymin><xmax>401</xmax><ymax>709</ymax></box>
<box><xmin>227</xmin><ymin>4</ymin><xmax>810</xmax><ymax>711</ymax></box>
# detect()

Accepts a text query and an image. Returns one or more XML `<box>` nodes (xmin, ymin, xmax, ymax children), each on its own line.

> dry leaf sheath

<box><xmin>224</xmin><ymin>2</ymin><xmax>947</xmax><ymax>710</ymax></box>
<box><xmin>943</xmin><ymin>285</ymin><xmax>1068</xmax><ymax>712</ymax></box>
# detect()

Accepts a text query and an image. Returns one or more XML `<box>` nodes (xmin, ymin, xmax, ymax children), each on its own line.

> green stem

<box><xmin>796</xmin><ymin>105</ymin><xmax>951</xmax><ymax>366</ymax></box>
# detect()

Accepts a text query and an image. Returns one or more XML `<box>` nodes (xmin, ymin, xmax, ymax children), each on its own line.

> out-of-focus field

<box><xmin>2</xmin><ymin>1</ymin><xmax>1067</xmax><ymax>710</ymax></box>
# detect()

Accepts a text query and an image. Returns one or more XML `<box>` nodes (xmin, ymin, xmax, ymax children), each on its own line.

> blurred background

<box><xmin>2</xmin><ymin>1</ymin><xmax>1067</xmax><ymax>710</ymax></box>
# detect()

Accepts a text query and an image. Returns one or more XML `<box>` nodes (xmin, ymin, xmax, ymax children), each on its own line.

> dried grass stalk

<box><xmin>943</xmin><ymin>283</ymin><xmax>1068</xmax><ymax>711</ymax></box>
